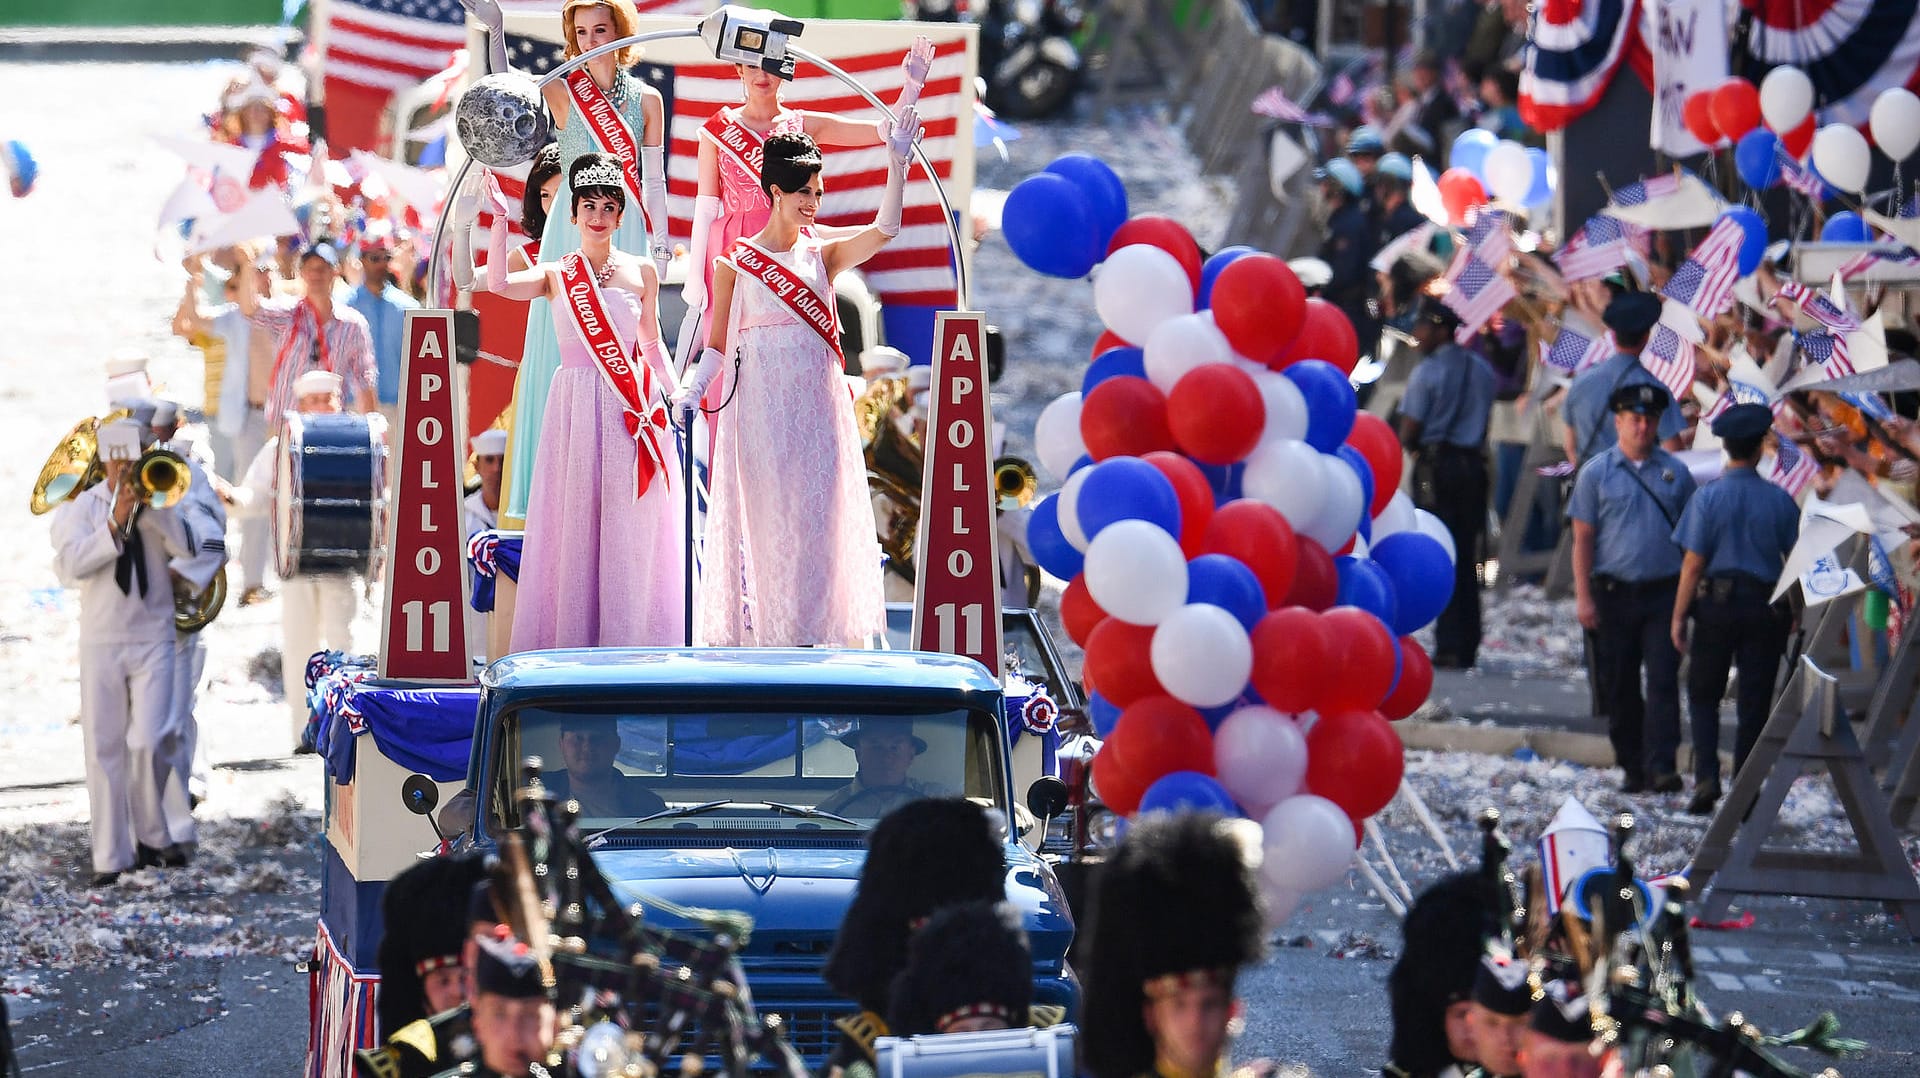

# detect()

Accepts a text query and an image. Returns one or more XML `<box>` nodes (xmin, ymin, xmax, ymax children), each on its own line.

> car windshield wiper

<box><xmin>585</xmin><ymin>799</ymin><xmax>734</xmax><ymax>846</ymax></box>
<box><xmin>761</xmin><ymin>800</ymin><xmax>864</xmax><ymax>827</ymax></box>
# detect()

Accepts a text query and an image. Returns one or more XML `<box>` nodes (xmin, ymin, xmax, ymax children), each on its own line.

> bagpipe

<box><xmin>489</xmin><ymin>756</ymin><xmax>809</xmax><ymax>1078</ymax></box>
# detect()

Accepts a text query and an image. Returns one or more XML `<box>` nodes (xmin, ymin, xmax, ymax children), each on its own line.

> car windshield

<box><xmin>493</xmin><ymin>705</ymin><xmax>1007</xmax><ymax>833</ymax></box>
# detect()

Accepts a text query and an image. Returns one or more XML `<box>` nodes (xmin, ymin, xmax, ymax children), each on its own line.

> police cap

<box><xmin>1709</xmin><ymin>402</ymin><xmax>1772</xmax><ymax>441</ymax></box>
<box><xmin>1601</xmin><ymin>291</ymin><xmax>1661</xmax><ymax>336</ymax></box>
<box><xmin>1609</xmin><ymin>382</ymin><xmax>1668</xmax><ymax>416</ymax></box>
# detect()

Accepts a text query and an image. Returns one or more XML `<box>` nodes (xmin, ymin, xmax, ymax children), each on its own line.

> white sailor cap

<box><xmin>105</xmin><ymin>351</ymin><xmax>150</xmax><ymax>379</ymax></box>
<box><xmin>150</xmin><ymin>399</ymin><xmax>181</xmax><ymax>427</ymax></box>
<box><xmin>294</xmin><ymin>370</ymin><xmax>344</xmax><ymax>397</ymax></box>
<box><xmin>471</xmin><ymin>429</ymin><xmax>509</xmax><ymax>457</ymax></box>
<box><xmin>906</xmin><ymin>364</ymin><xmax>932</xmax><ymax>393</ymax></box>
<box><xmin>860</xmin><ymin>346</ymin><xmax>910</xmax><ymax>379</ymax></box>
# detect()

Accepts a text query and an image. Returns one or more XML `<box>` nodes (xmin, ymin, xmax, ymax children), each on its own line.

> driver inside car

<box><xmin>815</xmin><ymin>722</ymin><xmax>949</xmax><ymax>818</ymax></box>
<box><xmin>544</xmin><ymin>717</ymin><xmax>667</xmax><ymax>819</ymax></box>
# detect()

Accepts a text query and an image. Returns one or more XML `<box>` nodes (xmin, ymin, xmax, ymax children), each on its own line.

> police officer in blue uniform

<box><xmin>1399</xmin><ymin>298</ymin><xmax>1498</xmax><ymax>668</ymax></box>
<box><xmin>1561</xmin><ymin>293</ymin><xmax>1686</xmax><ymax>466</ymax></box>
<box><xmin>1316</xmin><ymin>156</ymin><xmax>1381</xmax><ymax>362</ymax></box>
<box><xmin>1669</xmin><ymin>404</ymin><xmax>1800</xmax><ymax>815</ymax></box>
<box><xmin>1570</xmin><ymin>383</ymin><xmax>1698</xmax><ymax>793</ymax></box>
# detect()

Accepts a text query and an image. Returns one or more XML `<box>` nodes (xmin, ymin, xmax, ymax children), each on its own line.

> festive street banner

<box><xmin>1647</xmin><ymin>0</ymin><xmax>1728</xmax><ymax>156</ymax></box>
<box><xmin>911</xmin><ymin>312</ymin><xmax>1002</xmax><ymax>674</ymax></box>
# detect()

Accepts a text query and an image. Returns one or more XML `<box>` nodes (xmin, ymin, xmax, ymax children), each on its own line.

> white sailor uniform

<box><xmin>166</xmin><ymin>434</ymin><xmax>227</xmax><ymax>818</ymax></box>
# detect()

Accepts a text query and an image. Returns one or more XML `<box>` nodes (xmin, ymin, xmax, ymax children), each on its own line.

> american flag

<box><xmin>1440</xmin><ymin>252</ymin><xmax>1516</xmax><ymax>344</ymax></box>
<box><xmin>1541</xmin><ymin>317</ymin><xmax>1611</xmax><ymax>374</ymax></box>
<box><xmin>1610</xmin><ymin>173</ymin><xmax>1683</xmax><ymax>209</ymax></box>
<box><xmin>1775</xmin><ymin>143</ymin><xmax>1825</xmax><ymax>197</ymax></box>
<box><xmin>1799</xmin><ymin>330</ymin><xmax>1855</xmax><ymax>379</ymax></box>
<box><xmin>1660</xmin><ymin>217</ymin><xmax>1745</xmax><ymax>323</ymax></box>
<box><xmin>1462</xmin><ymin>207</ymin><xmax>1513</xmax><ymax>264</ymax></box>
<box><xmin>323</xmin><ymin>0</ymin><xmax>468</xmax><ymax>93</ymax></box>
<box><xmin>1641</xmin><ymin>323</ymin><xmax>1697</xmax><ymax>398</ymax></box>
<box><xmin>1773</xmin><ymin>280</ymin><xmax>1859</xmax><ymax>333</ymax></box>
<box><xmin>1838</xmin><ymin>244</ymin><xmax>1920</xmax><ymax>281</ymax></box>
<box><xmin>505</xmin><ymin>32</ymin><xmax>966</xmax><ymax>308</ymax></box>
<box><xmin>1768</xmin><ymin>436</ymin><xmax>1819</xmax><ymax>497</ymax></box>
<box><xmin>1555</xmin><ymin>213</ymin><xmax>1645</xmax><ymax>281</ymax></box>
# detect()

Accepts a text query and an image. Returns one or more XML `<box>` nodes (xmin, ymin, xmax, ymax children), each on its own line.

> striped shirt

<box><xmin>250</xmin><ymin>296</ymin><xmax>376</xmax><ymax>424</ymax></box>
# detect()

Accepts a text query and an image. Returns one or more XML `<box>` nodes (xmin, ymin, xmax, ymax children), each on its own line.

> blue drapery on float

<box><xmin>308</xmin><ymin>652</ymin><xmax>479</xmax><ymax>784</ymax></box>
<box><xmin>467</xmin><ymin>529</ymin><xmax>524</xmax><ymax>613</ymax></box>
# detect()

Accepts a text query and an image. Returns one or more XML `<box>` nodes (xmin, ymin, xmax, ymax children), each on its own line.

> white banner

<box><xmin>1647</xmin><ymin>0</ymin><xmax>1730</xmax><ymax>157</ymax></box>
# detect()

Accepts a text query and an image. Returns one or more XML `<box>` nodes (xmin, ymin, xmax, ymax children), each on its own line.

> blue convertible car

<box><xmin>462</xmin><ymin>647</ymin><xmax>1078</xmax><ymax>1066</ymax></box>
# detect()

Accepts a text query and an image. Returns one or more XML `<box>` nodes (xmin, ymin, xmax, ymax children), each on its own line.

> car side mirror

<box><xmin>401</xmin><ymin>772</ymin><xmax>448</xmax><ymax>847</ymax></box>
<box><xmin>1025</xmin><ymin>775</ymin><xmax>1070</xmax><ymax>821</ymax></box>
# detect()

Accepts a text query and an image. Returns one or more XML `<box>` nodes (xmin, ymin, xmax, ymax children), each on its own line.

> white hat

<box><xmin>471</xmin><ymin>429</ymin><xmax>509</xmax><ymax>456</ymax></box>
<box><xmin>293</xmin><ymin>369</ymin><xmax>344</xmax><ymax>397</ymax></box>
<box><xmin>151</xmin><ymin>399</ymin><xmax>180</xmax><ymax>427</ymax></box>
<box><xmin>860</xmin><ymin>346</ymin><xmax>910</xmax><ymax>379</ymax></box>
<box><xmin>906</xmin><ymin>365</ymin><xmax>933</xmax><ymax>393</ymax></box>
<box><xmin>104</xmin><ymin>351</ymin><xmax>150</xmax><ymax>379</ymax></box>
<box><xmin>224</xmin><ymin>71</ymin><xmax>278</xmax><ymax>111</ymax></box>
<box><xmin>1287</xmin><ymin>256</ymin><xmax>1333</xmax><ymax>290</ymax></box>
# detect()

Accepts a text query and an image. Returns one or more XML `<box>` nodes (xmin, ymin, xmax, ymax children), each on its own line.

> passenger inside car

<box><xmin>815</xmin><ymin>721</ymin><xmax>955</xmax><ymax>818</ymax></box>
<box><xmin>543</xmin><ymin>715</ymin><xmax>666</xmax><ymax>819</ymax></box>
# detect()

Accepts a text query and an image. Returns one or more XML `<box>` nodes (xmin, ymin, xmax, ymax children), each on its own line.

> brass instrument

<box><xmin>993</xmin><ymin>455</ymin><xmax>1037</xmax><ymax>510</ymax></box>
<box><xmin>31</xmin><ymin>414</ymin><xmax>116</xmax><ymax>516</ymax></box>
<box><xmin>174</xmin><ymin>566</ymin><xmax>228</xmax><ymax>633</ymax></box>
<box><xmin>857</xmin><ymin>375</ymin><xmax>923</xmax><ymax>581</ymax></box>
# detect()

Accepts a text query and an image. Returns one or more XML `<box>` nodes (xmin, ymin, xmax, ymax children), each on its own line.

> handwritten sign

<box><xmin>1648</xmin><ymin>0</ymin><xmax>1729</xmax><ymax>157</ymax></box>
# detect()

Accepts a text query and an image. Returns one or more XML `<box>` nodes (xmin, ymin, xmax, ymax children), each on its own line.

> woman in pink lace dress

<box><xmin>673</xmin><ymin>119</ymin><xmax>921</xmax><ymax>648</ymax></box>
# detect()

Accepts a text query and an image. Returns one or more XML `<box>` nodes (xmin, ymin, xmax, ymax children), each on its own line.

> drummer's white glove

<box><xmin>642</xmin><ymin>146</ymin><xmax>671</xmax><ymax>276</ymax></box>
<box><xmin>670</xmin><ymin>347</ymin><xmax>725</xmax><ymax>427</ymax></box>
<box><xmin>875</xmin><ymin>107</ymin><xmax>920</xmax><ymax>239</ymax></box>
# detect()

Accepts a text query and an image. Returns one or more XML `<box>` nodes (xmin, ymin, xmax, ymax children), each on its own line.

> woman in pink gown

<box><xmin>479</xmin><ymin>152</ymin><xmax>684</xmax><ymax>651</ymax></box>
<box><xmin>673</xmin><ymin>120</ymin><xmax>921</xmax><ymax>648</ymax></box>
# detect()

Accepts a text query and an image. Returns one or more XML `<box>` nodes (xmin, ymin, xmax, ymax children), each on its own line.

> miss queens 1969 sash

<box><xmin>556</xmin><ymin>252</ymin><xmax>670</xmax><ymax>497</ymax></box>
<box><xmin>565</xmin><ymin>70</ymin><xmax>655</xmax><ymax>237</ymax></box>
<box><xmin>724</xmin><ymin>237</ymin><xmax>845</xmax><ymax>368</ymax></box>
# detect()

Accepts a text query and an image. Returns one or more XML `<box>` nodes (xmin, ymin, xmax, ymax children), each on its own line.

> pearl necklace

<box><xmin>590</xmin><ymin>254</ymin><xmax>616</xmax><ymax>285</ymax></box>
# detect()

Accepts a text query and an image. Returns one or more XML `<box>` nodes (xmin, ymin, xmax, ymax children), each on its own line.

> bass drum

<box><xmin>274</xmin><ymin>412</ymin><xmax>389</xmax><ymax>578</ymax></box>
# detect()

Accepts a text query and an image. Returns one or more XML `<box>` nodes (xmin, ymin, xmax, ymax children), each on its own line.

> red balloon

<box><xmin>1203</xmin><ymin>499</ymin><xmax>1299</xmax><ymax>607</ymax></box>
<box><xmin>1683</xmin><ymin>90</ymin><xmax>1721</xmax><ymax>146</ymax></box>
<box><xmin>1092</xmin><ymin>329</ymin><xmax>1127</xmax><ymax>359</ymax></box>
<box><xmin>1710</xmin><ymin>78</ymin><xmax>1761</xmax><ymax>141</ymax></box>
<box><xmin>1344</xmin><ymin>413</ymin><xmax>1403</xmax><ymax>517</ymax></box>
<box><xmin>1105</xmin><ymin>695</ymin><xmax>1215</xmax><ymax>790</ymax></box>
<box><xmin>1316</xmin><ymin>606</ymin><xmax>1398</xmax><ymax>712</ymax></box>
<box><xmin>1249</xmin><ymin>607</ymin><xmax>1332</xmax><ymax>713</ymax></box>
<box><xmin>1143</xmin><ymin>451</ymin><xmax>1215</xmax><ymax>557</ymax></box>
<box><xmin>1080</xmin><ymin>376</ymin><xmax>1176</xmax><ymax>460</ymax></box>
<box><xmin>1091</xmin><ymin>746</ymin><xmax>1149</xmax><ymax>816</ymax></box>
<box><xmin>1304</xmin><ymin>708</ymin><xmax>1406</xmax><ymax>819</ymax></box>
<box><xmin>1379</xmin><ymin>636</ymin><xmax>1435</xmax><ymax>720</ymax></box>
<box><xmin>1168</xmin><ymin>364</ymin><xmax>1266</xmax><ymax>464</ymax></box>
<box><xmin>1781</xmin><ymin>114</ymin><xmax>1815</xmax><ymax>158</ymax></box>
<box><xmin>1084</xmin><ymin>618</ymin><xmax>1164</xmax><ymax>707</ymax></box>
<box><xmin>1436</xmin><ymin>168</ymin><xmax>1488</xmax><ymax>226</ymax></box>
<box><xmin>1210</xmin><ymin>253</ymin><xmax>1306</xmax><ymax>366</ymax></box>
<box><xmin>1273</xmin><ymin>297</ymin><xmax>1360</xmax><ymax>373</ymax></box>
<box><xmin>1106</xmin><ymin>214</ymin><xmax>1203</xmax><ymax>296</ymax></box>
<box><xmin>1285</xmin><ymin>538</ymin><xmax>1339</xmax><ymax>611</ymax></box>
<box><xmin>1061</xmin><ymin>574</ymin><xmax>1107</xmax><ymax>646</ymax></box>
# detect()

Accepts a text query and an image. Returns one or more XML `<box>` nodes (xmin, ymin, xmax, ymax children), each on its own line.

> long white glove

<box><xmin>482</xmin><ymin>170</ymin><xmax>512</xmax><ymax>293</ymax></box>
<box><xmin>456</xmin><ymin>0</ymin><xmax>509</xmax><ymax>73</ymax></box>
<box><xmin>895</xmin><ymin>36</ymin><xmax>935</xmax><ymax>114</ymax></box>
<box><xmin>876</xmin><ymin>106</ymin><xmax>921</xmax><ymax>239</ymax></box>
<box><xmin>670</xmin><ymin>346</ymin><xmax>726</xmax><ymax>426</ymax></box>
<box><xmin>641</xmin><ymin>145</ymin><xmax>671</xmax><ymax>274</ymax></box>
<box><xmin>448</xmin><ymin>168</ymin><xmax>485</xmax><ymax>293</ymax></box>
<box><xmin>683</xmin><ymin>194</ymin><xmax>722</xmax><ymax>313</ymax></box>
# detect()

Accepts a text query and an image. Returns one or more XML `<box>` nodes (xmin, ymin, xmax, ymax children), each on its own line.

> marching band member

<box><xmin>434</xmin><ymin>928</ymin><xmax>558</xmax><ymax>1078</ymax></box>
<box><xmin>1080</xmin><ymin>812</ymin><xmax>1265</xmax><ymax>1078</ymax></box>
<box><xmin>151</xmin><ymin>399</ymin><xmax>226</xmax><ymax>816</ymax></box>
<box><xmin>493</xmin><ymin>142</ymin><xmax>562</xmax><ymax>528</ymax></box>
<box><xmin>232</xmin><ymin>370</ymin><xmax>360</xmax><ymax>750</ymax></box>
<box><xmin>673</xmin><ymin>120</ymin><xmax>921</xmax><ymax>647</ymax></box>
<box><xmin>479</xmin><ymin>152</ymin><xmax>684</xmax><ymax>652</ymax></box>
<box><xmin>465</xmin><ymin>429</ymin><xmax>507</xmax><ymax>537</ymax></box>
<box><xmin>51</xmin><ymin>412</ymin><xmax>195</xmax><ymax>887</ymax></box>
<box><xmin>1516</xmin><ymin>982</ymin><xmax>1601</xmax><ymax>1078</ymax></box>
<box><xmin>1466</xmin><ymin>948</ymin><xmax>1532</xmax><ymax>1078</ymax></box>
<box><xmin>887</xmin><ymin>900</ymin><xmax>1064</xmax><ymax>1038</ymax></box>
<box><xmin>1386</xmin><ymin>873</ymin><xmax>1494</xmax><ymax>1078</ymax></box>
<box><xmin>355</xmin><ymin>854</ymin><xmax>492</xmax><ymax>1078</ymax></box>
<box><xmin>237</xmin><ymin>241</ymin><xmax>378</xmax><ymax>424</ymax></box>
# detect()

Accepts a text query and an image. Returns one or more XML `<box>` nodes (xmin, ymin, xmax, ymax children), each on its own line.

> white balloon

<box><xmin>1262</xmin><ymin>884</ymin><xmax>1306</xmax><ymax>929</ymax></box>
<box><xmin>1241</xmin><ymin>438</ymin><xmax>1326</xmax><ymax>531</ymax></box>
<box><xmin>1412</xmin><ymin>507</ymin><xmax>1457</xmax><ymax>565</ymax></box>
<box><xmin>1812</xmin><ymin>123</ymin><xmax>1872</xmax><ymax>193</ymax></box>
<box><xmin>1095</xmin><ymin>244</ymin><xmax>1195</xmax><ymax>345</ymax></box>
<box><xmin>1058</xmin><ymin>466</ymin><xmax>1093</xmax><ymax>551</ymax></box>
<box><xmin>1482</xmin><ymin>140</ymin><xmax>1533</xmax><ymax>204</ymax></box>
<box><xmin>1151</xmin><ymin>603</ymin><xmax>1255</xmax><ymax>708</ymax></box>
<box><xmin>1260</xmin><ymin>794</ymin><xmax>1358</xmax><ymax>893</ymax></box>
<box><xmin>1373</xmin><ymin>489</ymin><xmax>1417</xmax><ymax>539</ymax></box>
<box><xmin>1251</xmin><ymin>370</ymin><xmax>1309</xmax><ymax>443</ymax></box>
<box><xmin>1872</xmin><ymin>88</ymin><xmax>1920</xmax><ymax>162</ymax></box>
<box><xmin>1033</xmin><ymin>392</ymin><xmax>1085</xmax><ymax>479</ymax></box>
<box><xmin>1214</xmin><ymin>706</ymin><xmax>1308</xmax><ymax>809</ymax></box>
<box><xmin>1143</xmin><ymin>312</ymin><xmax>1232</xmax><ymax>392</ymax></box>
<box><xmin>1301</xmin><ymin>452</ymin><xmax>1365</xmax><ymax>550</ymax></box>
<box><xmin>1759</xmin><ymin>66</ymin><xmax>1814</xmax><ymax>137</ymax></box>
<box><xmin>1083</xmin><ymin>519</ymin><xmax>1189</xmax><ymax>625</ymax></box>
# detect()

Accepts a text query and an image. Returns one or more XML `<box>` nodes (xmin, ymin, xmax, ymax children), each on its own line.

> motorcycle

<box><xmin>910</xmin><ymin>0</ymin><xmax>1085</xmax><ymax>119</ymax></box>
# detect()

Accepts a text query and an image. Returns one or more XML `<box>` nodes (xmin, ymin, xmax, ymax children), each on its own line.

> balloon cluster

<box><xmin>1436</xmin><ymin>129</ymin><xmax>1553</xmax><ymax>224</ymax></box>
<box><xmin>1011</xmin><ymin>157</ymin><xmax>1459</xmax><ymax>918</ymax></box>
<box><xmin>1718</xmin><ymin>70</ymin><xmax>1920</xmax><ymax>198</ymax></box>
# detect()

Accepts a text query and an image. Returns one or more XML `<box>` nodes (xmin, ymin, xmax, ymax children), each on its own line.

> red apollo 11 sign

<box><xmin>379</xmin><ymin>310</ymin><xmax>472</xmax><ymax>681</ymax></box>
<box><xmin>911</xmin><ymin>312</ymin><xmax>1002</xmax><ymax>674</ymax></box>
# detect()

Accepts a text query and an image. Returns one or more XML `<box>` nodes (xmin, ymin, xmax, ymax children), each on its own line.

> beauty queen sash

<box><xmin>724</xmin><ymin>237</ymin><xmax>845</xmax><ymax>369</ymax></box>
<box><xmin>556</xmin><ymin>252</ymin><xmax>670</xmax><ymax>497</ymax></box>
<box><xmin>700</xmin><ymin>108</ymin><xmax>785</xmax><ymax>185</ymax></box>
<box><xmin>565</xmin><ymin>70</ymin><xmax>655</xmax><ymax>236</ymax></box>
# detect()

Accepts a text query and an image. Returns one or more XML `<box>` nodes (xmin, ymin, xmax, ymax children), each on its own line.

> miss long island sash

<box><xmin>725</xmin><ymin>237</ymin><xmax>845</xmax><ymax>368</ymax></box>
<box><xmin>556</xmin><ymin>253</ymin><xmax>671</xmax><ymax>498</ymax></box>
<box><xmin>564</xmin><ymin>70</ymin><xmax>655</xmax><ymax>237</ymax></box>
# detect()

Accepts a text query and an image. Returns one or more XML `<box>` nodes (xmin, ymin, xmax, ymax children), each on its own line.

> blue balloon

<box><xmin>1089</xmin><ymin>692</ymin><xmax>1121</xmax><ymax>737</ymax></box>
<box><xmin>1044</xmin><ymin>153</ymin><xmax>1129</xmax><ymax>252</ymax></box>
<box><xmin>1138</xmin><ymin>771</ymin><xmax>1241</xmax><ymax>817</ymax></box>
<box><xmin>1451</xmin><ymin>129</ymin><xmax>1498</xmax><ymax>182</ymax></box>
<box><xmin>1083</xmin><ymin>346</ymin><xmax>1147</xmax><ymax>395</ymax></box>
<box><xmin>1335</xmin><ymin>445</ymin><xmax>1375</xmax><ymax>523</ymax></box>
<box><xmin>1198</xmin><ymin>461</ymin><xmax>1244</xmax><ymax>505</ymax></box>
<box><xmin>1523</xmin><ymin>147</ymin><xmax>1553</xmax><ymax>207</ymax></box>
<box><xmin>1198</xmin><ymin>245</ymin><xmax>1257</xmax><ymax>308</ymax></box>
<box><xmin>1734</xmin><ymin>129</ymin><xmax>1782</xmax><ymax>192</ymax></box>
<box><xmin>1186</xmin><ymin>554</ymin><xmax>1268</xmax><ymax>630</ymax></box>
<box><xmin>1371</xmin><ymin>531</ymin><xmax>1456</xmax><ymax>634</ymax></box>
<box><xmin>1003</xmin><ymin>173</ymin><xmax>1100</xmax><ymax>278</ymax></box>
<box><xmin>1335</xmin><ymin>556</ymin><xmax>1400</xmax><ymax>630</ymax></box>
<box><xmin>1076</xmin><ymin>457</ymin><xmax>1182</xmax><ymax>540</ymax></box>
<box><xmin>1823</xmin><ymin>210</ymin><xmax>1870</xmax><ymax>244</ymax></box>
<box><xmin>1027</xmin><ymin>494</ymin><xmax>1084</xmax><ymax>579</ymax></box>
<box><xmin>1070</xmin><ymin>454</ymin><xmax>1095</xmax><ymax>476</ymax></box>
<box><xmin>1285</xmin><ymin>359</ymin><xmax>1358</xmax><ymax>451</ymax></box>
<box><xmin>1718</xmin><ymin>206</ymin><xmax>1768</xmax><ymax>276</ymax></box>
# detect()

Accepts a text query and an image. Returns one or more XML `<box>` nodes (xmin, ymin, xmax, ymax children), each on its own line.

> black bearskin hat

<box><xmin>1079</xmin><ymin>813</ymin><xmax>1265</xmax><ymax>1078</ymax></box>
<box><xmin>823</xmin><ymin>799</ymin><xmax>1007</xmax><ymax>1013</ymax></box>
<box><xmin>376</xmin><ymin>851</ymin><xmax>490</xmax><ymax>1036</ymax></box>
<box><xmin>1387</xmin><ymin>872</ymin><xmax>1495</xmax><ymax>1074</ymax></box>
<box><xmin>887</xmin><ymin>901</ymin><xmax>1033</xmax><ymax>1036</ymax></box>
